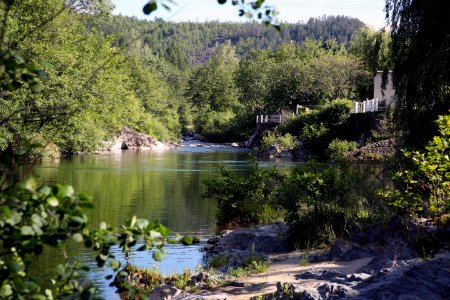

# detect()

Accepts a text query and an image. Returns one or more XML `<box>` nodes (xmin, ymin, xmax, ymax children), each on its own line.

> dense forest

<box><xmin>0</xmin><ymin>1</ymin><xmax>375</xmax><ymax>156</ymax></box>
<box><xmin>98</xmin><ymin>15</ymin><xmax>364</xmax><ymax>65</ymax></box>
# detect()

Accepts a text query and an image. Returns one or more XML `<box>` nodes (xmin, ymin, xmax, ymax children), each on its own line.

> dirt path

<box><xmin>200</xmin><ymin>251</ymin><xmax>374</xmax><ymax>300</ymax></box>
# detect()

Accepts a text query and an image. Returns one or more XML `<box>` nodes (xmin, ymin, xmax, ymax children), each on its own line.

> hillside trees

<box><xmin>0</xmin><ymin>0</ymin><xmax>182</xmax><ymax>155</ymax></box>
<box><xmin>349</xmin><ymin>27</ymin><xmax>392</xmax><ymax>75</ymax></box>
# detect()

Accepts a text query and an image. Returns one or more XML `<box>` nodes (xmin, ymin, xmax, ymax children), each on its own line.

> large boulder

<box><xmin>102</xmin><ymin>126</ymin><xmax>170</xmax><ymax>152</ymax></box>
<box><xmin>148</xmin><ymin>285</ymin><xmax>187</xmax><ymax>300</ymax></box>
<box><xmin>207</xmin><ymin>222</ymin><xmax>290</xmax><ymax>255</ymax></box>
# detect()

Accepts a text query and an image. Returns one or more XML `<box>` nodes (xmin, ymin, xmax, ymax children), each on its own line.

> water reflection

<box><xmin>30</xmin><ymin>145</ymin><xmax>249</xmax><ymax>298</ymax></box>
<box><xmin>30</xmin><ymin>144</ymin><xmax>299</xmax><ymax>299</ymax></box>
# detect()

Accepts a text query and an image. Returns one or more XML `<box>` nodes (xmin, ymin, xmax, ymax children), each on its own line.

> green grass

<box><xmin>207</xmin><ymin>255</ymin><xmax>228</xmax><ymax>268</ymax></box>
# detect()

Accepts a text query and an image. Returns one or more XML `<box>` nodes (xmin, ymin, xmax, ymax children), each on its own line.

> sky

<box><xmin>111</xmin><ymin>0</ymin><xmax>387</xmax><ymax>29</ymax></box>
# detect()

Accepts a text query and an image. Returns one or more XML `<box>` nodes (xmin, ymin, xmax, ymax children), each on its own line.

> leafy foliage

<box><xmin>0</xmin><ymin>177</ymin><xmax>190</xmax><ymax>299</ymax></box>
<box><xmin>281</xmin><ymin>162</ymin><xmax>382</xmax><ymax>247</ymax></box>
<box><xmin>326</xmin><ymin>139</ymin><xmax>357</xmax><ymax>162</ymax></box>
<box><xmin>204</xmin><ymin>162</ymin><xmax>285</xmax><ymax>230</ymax></box>
<box><xmin>260</xmin><ymin>131</ymin><xmax>297</xmax><ymax>152</ymax></box>
<box><xmin>382</xmin><ymin>114</ymin><xmax>450</xmax><ymax>226</ymax></box>
<box><xmin>278</xmin><ymin>99</ymin><xmax>354</xmax><ymax>159</ymax></box>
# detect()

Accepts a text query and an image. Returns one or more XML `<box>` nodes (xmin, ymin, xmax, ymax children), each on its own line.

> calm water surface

<box><xmin>31</xmin><ymin>142</ymin><xmax>298</xmax><ymax>299</ymax></box>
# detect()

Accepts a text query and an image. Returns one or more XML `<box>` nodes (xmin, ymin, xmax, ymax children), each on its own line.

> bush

<box><xmin>326</xmin><ymin>139</ymin><xmax>358</xmax><ymax>162</ymax></box>
<box><xmin>280</xmin><ymin>161</ymin><xmax>383</xmax><ymax>247</ymax></box>
<box><xmin>204</xmin><ymin>162</ymin><xmax>285</xmax><ymax>230</ymax></box>
<box><xmin>194</xmin><ymin>110</ymin><xmax>238</xmax><ymax>142</ymax></box>
<box><xmin>260</xmin><ymin>132</ymin><xmax>297</xmax><ymax>152</ymax></box>
<box><xmin>381</xmin><ymin>114</ymin><xmax>450</xmax><ymax>228</ymax></box>
<box><xmin>317</xmin><ymin>99</ymin><xmax>353</xmax><ymax>128</ymax></box>
<box><xmin>277</xmin><ymin>99</ymin><xmax>354</xmax><ymax>160</ymax></box>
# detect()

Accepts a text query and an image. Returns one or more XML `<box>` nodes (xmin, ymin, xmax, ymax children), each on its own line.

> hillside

<box><xmin>98</xmin><ymin>15</ymin><xmax>364</xmax><ymax>66</ymax></box>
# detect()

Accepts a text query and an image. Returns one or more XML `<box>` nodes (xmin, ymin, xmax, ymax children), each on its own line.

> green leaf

<box><xmin>158</xmin><ymin>224</ymin><xmax>171</xmax><ymax>237</ymax></box>
<box><xmin>153</xmin><ymin>249</ymin><xmax>165</xmax><ymax>261</ymax></box>
<box><xmin>38</xmin><ymin>186</ymin><xmax>52</xmax><ymax>196</ymax></box>
<box><xmin>181</xmin><ymin>236</ymin><xmax>193</xmax><ymax>246</ymax></box>
<box><xmin>21</xmin><ymin>226</ymin><xmax>35</xmax><ymax>236</ymax></box>
<box><xmin>99</xmin><ymin>222</ymin><xmax>107</xmax><ymax>230</ymax></box>
<box><xmin>72</xmin><ymin>233</ymin><xmax>83</xmax><ymax>243</ymax></box>
<box><xmin>0</xmin><ymin>284</ymin><xmax>13</xmax><ymax>297</ymax></box>
<box><xmin>71</xmin><ymin>216</ymin><xmax>86</xmax><ymax>224</ymax></box>
<box><xmin>129</xmin><ymin>215</ymin><xmax>137</xmax><ymax>228</ymax></box>
<box><xmin>30</xmin><ymin>82</ymin><xmax>43</xmax><ymax>93</ymax></box>
<box><xmin>25</xmin><ymin>177</ymin><xmax>37</xmax><ymax>191</ymax></box>
<box><xmin>47</xmin><ymin>197</ymin><xmax>59</xmax><ymax>207</ymax></box>
<box><xmin>60</xmin><ymin>185</ymin><xmax>74</xmax><ymax>197</ymax></box>
<box><xmin>107</xmin><ymin>260</ymin><xmax>121</xmax><ymax>271</ymax></box>
<box><xmin>143</xmin><ymin>1</ymin><xmax>157</xmax><ymax>14</ymax></box>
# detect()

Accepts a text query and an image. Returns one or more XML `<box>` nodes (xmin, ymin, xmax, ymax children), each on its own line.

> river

<box><xmin>30</xmin><ymin>141</ymin><xmax>298</xmax><ymax>299</ymax></box>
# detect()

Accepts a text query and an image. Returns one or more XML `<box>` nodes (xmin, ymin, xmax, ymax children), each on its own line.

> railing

<box><xmin>256</xmin><ymin>114</ymin><xmax>284</xmax><ymax>124</ymax></box>
<box><xmin>352</xmin><ymin>98</ymin><xmax>382</xmax><ymax>114</ymax></box>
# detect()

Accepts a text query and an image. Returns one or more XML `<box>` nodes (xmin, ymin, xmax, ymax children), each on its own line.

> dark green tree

<box><xmin>385</xmin><ymin>0</ymin><xmax>450</xmax><ymax>147</ymax></box>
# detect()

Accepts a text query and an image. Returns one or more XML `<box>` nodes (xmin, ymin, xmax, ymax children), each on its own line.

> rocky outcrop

<box><xmin>100</xmin><ymin>126</ymin><xmax>171</xmax><ymax>152</ymax></box>
<box><xmin>254</xmin><ymin>249</ymin><xmax>450</xmax><ymax>300</ymax></box>
<box><xmin>350</xmin><ymin>138</ymin><xmax>398</xmax><ymax>162</ymax></box>
<box><xmin>206</xmin><ymin>223</ymin><xmax>290</xmax><ymax>255</ymax></box>
<box><xmin>205</xmin><ymin>223</ymin><xmax>290</xmax><ymax>271</ymax></box>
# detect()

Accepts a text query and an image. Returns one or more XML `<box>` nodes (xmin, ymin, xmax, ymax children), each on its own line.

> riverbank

<box><xmin>130</xmin><ymin>219</ymin><xmax>450</xmax><ymax>299</ymax></box>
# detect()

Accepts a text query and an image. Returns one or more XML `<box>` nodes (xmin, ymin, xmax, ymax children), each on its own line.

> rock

<box><xmin>101</xmin><ymin>126</ymin><xmax>170</xmax><ymax>152</ymax></box>
<box><xmin>350</xmin><ymin>138</ymin><xmax>398</xmax><ymax>162</ymax></box>
<box><xmin>296</xmin><ymin>269</ymin><xmax>347</xmax><ymax>281</ymax></box>
<box><xmin>148</xmin><ymin>284</ymin><xmax>187</xmax><ymax>300</ymax></box>
<box><xmin>182</xmin><ymin>294</ymin><xmax>230</xmax><ymax>300</ymax></box>
<box><xmin>356</xmin><ymin>251</ymin><xmax>450</xmax><ymax>299</ymax></box>
<box><xmin>208</xmin><ymin>222</ymin><xmax>290</xmax><ymax>255</ymax></box>
<box><xmin>262</xmin><ymin>144</ymin><xmax>293</xmax><ymax>158</ymax></box>
<box><xmin>250</xmin><ymin>282</ymin><xmax>321</xmax><ymax>300</ymax></box>
<box><xmin>317</xmin><ymin>283</ymin><xmax>357</xmax><ymax>299</ymax></box>
<box><xmin>42</xmin><ymin>142</ymin><xmax>60</xmax><ymax>160</ymax></box>
<box><xmin>188</xmin><ymin>271</ymin><xmax>233</xmax><ymax>290</ymax></box>
<box><xmin>328</xmin><ymin>239</ymin><xmax>364</xmax><ymax>261</ymax></box>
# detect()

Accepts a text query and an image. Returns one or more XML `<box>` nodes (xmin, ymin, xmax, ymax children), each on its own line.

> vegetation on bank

<box><xmin>0</xmin><ymin>0</ymin><xmax>380</xmax><ymax>156</ymax></box>
<box><xmin>1</xmin><ymin>0</ymin><xmax>449</xmax><ymax>299</ymax></box>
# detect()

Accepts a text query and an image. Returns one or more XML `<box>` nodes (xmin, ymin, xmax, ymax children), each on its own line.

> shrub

<box><xmin>280</xmin><ymin>161</ymin><xmax>383</xmax><ymax>247</ymax></box>
<box><xmin>208</xmin><ymin>255</ymin><xmax>228</xmax><ymax>269</ymax></box>
<box><xmin>260</xmin><ymin>132</ymin><xmax>297</xmax><ymax>152</ymax></box>
<box><xmin>204</xmin><ymin>162</ymin><xmax>285</xmax><ymax>230</ymax></box>
<box><xmin>381</xmin><ymin>114</ymin><xmax>450</xmax><ymax>228</ymax></box>
<box><xmin>277</xmin><ymin>99</ymin><xmax>354</xmax><ymax>159</ymax></box>
<box><xmin>317</xmin><ymin>99</ymin><xmax>353</xmax><ymax>128</ymax></box>
<box><xmin>326</xmin><ymin>139</ymin><xmax>358</xmax><ymax>162</ymax></box>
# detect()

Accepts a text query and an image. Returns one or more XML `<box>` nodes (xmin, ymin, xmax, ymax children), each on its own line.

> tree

<box><xmin>186</xmin><ymin>41</ymin><xmax>239</xmax><ymax>112</ymax></box>
<box><xmin>349</xmin><ymin>27</ymin><xmax>392</xmax><ymax>75</ymax></box>
<box><xmin>385</xmin><ymin>0</ymin><xmax>450</xmax><ymax>147</ymax></box>
<box><xmin>236</xmin><ymin>49</ymin><xmax>274</xmax><ymax>112</ymax></box>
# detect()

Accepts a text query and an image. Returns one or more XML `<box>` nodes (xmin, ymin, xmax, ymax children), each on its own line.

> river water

<box><xmin>31</xmin><ymin>141</ymin><xmax>297</xmax><ymax>299</ymax></box>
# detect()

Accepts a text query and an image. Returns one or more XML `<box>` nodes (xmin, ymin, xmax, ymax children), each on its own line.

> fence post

<box><xmin>375</xmin><ymin>98</ymin><xmax>379</xmax><ymax>111</ymax></box>
<box><xmin>362</xmin><ymin>101</ymin><xmax>366</xmax><ymax>113</ymax></box>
